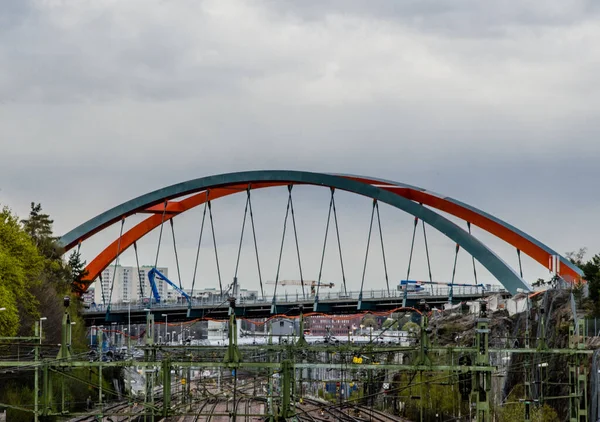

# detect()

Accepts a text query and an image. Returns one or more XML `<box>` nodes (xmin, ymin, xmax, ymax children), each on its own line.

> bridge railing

<box><xmin>82</xmin><ymin>284</ymin><xmax>506</xmax><ymax>313</ymax></box>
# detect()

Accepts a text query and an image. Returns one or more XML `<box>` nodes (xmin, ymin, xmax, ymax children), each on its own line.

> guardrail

<box><xmin>82</xmin><ymin>285</ymin><xmax>506</xmax><ymax>313</ymax></box>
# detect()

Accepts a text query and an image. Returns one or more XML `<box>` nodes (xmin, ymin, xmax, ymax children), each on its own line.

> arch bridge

<box><xmin>58</xmin><ymin>171</ymin><xmax>582</xmax><ymax>325</ymax></box>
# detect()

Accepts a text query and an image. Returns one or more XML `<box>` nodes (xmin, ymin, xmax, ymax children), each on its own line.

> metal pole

<box><xmin>34</xmin><ymin>321</ymin><xmax>39</xmax><ymax>422</ymax></box>
<box><xmin>128</xmin><ymin>301</ymin><xmax>131</xmax><ymax>352</ymax></box>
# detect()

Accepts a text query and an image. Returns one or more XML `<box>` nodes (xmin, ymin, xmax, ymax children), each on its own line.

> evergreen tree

<box><xmin>21</xmin><ymin>202</ymin><xmax>58</xmax><ymax>259</ymax></box>
<box><xmin>68</xmin><ymin>250</ymin><xmax>88</xmax><ymax>284</ymax></box>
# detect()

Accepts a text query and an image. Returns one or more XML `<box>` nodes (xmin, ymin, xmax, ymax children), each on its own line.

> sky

<box><xmin>1</xmin><ymin>0</ymin><xmax>600</xmax><ymax>295</ymax></box>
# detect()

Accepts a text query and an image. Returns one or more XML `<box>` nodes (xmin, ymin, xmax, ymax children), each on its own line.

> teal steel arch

<box><xmin>60</xmin><ymin>170</ymin><xmax>531</xmax><ymax>294</ymax></box>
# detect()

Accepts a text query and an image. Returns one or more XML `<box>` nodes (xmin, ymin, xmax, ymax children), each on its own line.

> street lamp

<box><xmin>123</xmin><ymin>300</ymin><xmax>131</xmax><ymax>352</ymax></box>
<box><xmin>162</xmin><ymin>314</ymin><xmax>168</xmax><ymax>344</ymax></box>
<box><xmin>39</xmin><ymin>317</ymin><xmax>47</xmax><ymax>344</ymax></box>
<box><xmin>0</xmin><ymin>307</ymin><xmax>6</xmax><ymax>311</ymax></box>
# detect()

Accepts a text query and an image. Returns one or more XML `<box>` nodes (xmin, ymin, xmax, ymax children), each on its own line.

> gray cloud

<box><xmin>1</xmin><ymin>0</ymin><xmax>600</xmax><ymax>293</ymax></box>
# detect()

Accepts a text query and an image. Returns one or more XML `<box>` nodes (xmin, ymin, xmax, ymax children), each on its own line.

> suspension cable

<box><xmin>467</xmin><ymin>222</ymin><xmax>479</xmax><ymax>286</ymax></box>
<box><xmin>273</xmin><ymin>188</ymin><xmax>292</xmax><ymax>302</ymax></box>
<box><xmin>374</xmin><ymin>201</ymin><xmax>390</xmax><ymax>295</ymax></box>
<box><xmin>331</xmin><ymin>189</ymin><xmax>348</xmax><ymax>296</ymax></box>
<box><xmin>422</xmin><ymin>220</ymin><xmax>434</xmax><ymax>293</ymax></box>
<box><xmin>316</xmin><ymin>188</ymin><xmax>334</xmax><ymax>300</ymax></box>
<box><xmin>133</xmin><ymin>242</ymin><xmax>144</xmax><ymax>298</ymax></box>
<box><xmin>360</xmin><ymin>200</ymin><xmax>377</xmax><ymax>296</ymax></box>
<box><xmin>247</xmin><ymin>187</ymin><xmax>265</xmax><ymax>300</ymax></box>
<box><xmin>449</xmin><ymin>243</ymin><xmax>460</xmax><ymax>304</ymax></box>
<box><xmin>190</xmin><ymin>192</ymin><xmax>209</xmax><ymax>298</ymax></box>
<box><xmin>153</xmin><ymin>201</ymin><xmax>168</xmax><ymax>269</ymax></box>
<box><xmin>169</xmin><ymin>219</ymin><xmax>183</xmax><ymax>290</ymax></box>
<box><xmin>517</xmin><ymin>248</ymin><xmax>524</xmax><ymax>278</ymax></box>
<box><xmin>207</xmin><ymin>200</ymin><xmax>223</xmax><ymax>295</ymax></box>
<box><xmin>108</xmin><ymin>218</ymin><xmax>125</xmax><ymax>307</ymax></box>
<box><xmin>403</xmin><ymin>216</ymin><xmax>419</xmax><ymax>306</ymax></box>
<box><xmin>234</xmin><ymin>191</ymin><xmax>250</xmax><ymax>280</ymax></box>
<box><xmin>288</xmin><ymin>185</ymin><xmax>306</xmax><ymax>299</ymax></box>
<box><xmin>99</xmin><ymin>274</ymin><xmax>107</xmax><ymax>306</ymax></box>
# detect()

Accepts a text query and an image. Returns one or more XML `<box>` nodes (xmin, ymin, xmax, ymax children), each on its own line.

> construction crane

<box><xmin>265</xmin><ymin>280</ymin><xmax>335</xmax><ymax>296</ymax></box>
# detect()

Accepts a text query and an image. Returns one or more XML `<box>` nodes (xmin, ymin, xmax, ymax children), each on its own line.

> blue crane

<box><xmin>147</xmin><ymin>268</ymin><xmax>191</xmax><ymax>305</ymax></box>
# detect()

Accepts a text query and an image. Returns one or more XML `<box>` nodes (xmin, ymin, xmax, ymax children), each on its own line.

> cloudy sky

<box><xmin>1</xmin><ymin>0</ymin><xmax>600</xmax><ymax>295</ymax></box>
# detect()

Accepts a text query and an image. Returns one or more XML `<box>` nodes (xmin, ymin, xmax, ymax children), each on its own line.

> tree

<box><xmin>382</xmin><ymin>318</ymin><xmax>398</xmax><ymax>329</ymax></box>
<box><xmin>361</xmin><ymin>314</ymin><xmax>378</xmax><ymax>329</ymax></box>
<box><xmin>566</xmin><ymin>248</ymin><xmax>600</xmax><ymax>314</ymax></box>
<box><xmin>0</xmin><ymin>207</ymin><xmax>43</xmax><ymax>336</ymax></box>
<box><xmin>68</xmin><ymin>250</ymin><xmax>88</xmax><ymax>284</ymax></box>
<box><xmin>20</xmin><ymin>202</ymin><xmax>58</xmax><ymax>259</ymax></box>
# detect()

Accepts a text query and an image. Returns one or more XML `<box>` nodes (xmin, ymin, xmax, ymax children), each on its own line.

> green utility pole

<box><xmin>162</xmin><ymin>359</ymin><xmax>171</xmax><ymax>417</ymax></box>
<box><xmin>472</xmin><ymin>301</ymin><xmax>491</xmax><ymax>422</ymax></box>
<box><xmin>568</xmin><ymin>319</ymin><xmax>588</xmax><ymax>422</ymax></box>
<box><xmin>34</xmin><ymin>321</ymin><xmax>40</xmax><ymax>422</ymax></box>
<box><xmin>279</xmin><ymin>360</ymin><xmax>294</xmax><ymax>420</ymax></box>
<box><xmin>223</xmin><ymin>299</ymin><xmax>241</xmax><ymax>364</ymax></box>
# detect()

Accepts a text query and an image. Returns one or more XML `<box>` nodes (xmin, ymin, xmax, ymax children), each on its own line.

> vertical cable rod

<box><xmin>133</xmin><ymin>242</ymin><xmax>144</xmax><ymax>298</ymax></box>
<box><xmin>190</xmin><ymin>192</ymin><xmax>209</xmax><ymax>298</ymax></box>
<box><xmin>403</xmin><ymin>217</ymin><xmax>419</xmax><ymax>306</ymax></box>
<box><xmin>207</xmin><ymin>201</ymin><xmax>223</xmax><ymax>295</ymax></box>
<box><xmin>517</xmin><ymin>249</ymin><xmax>524</xmax><ymax>278</ymax></box>
<box><xmin>169</xmin><ymin>219</ymin><xmax>183</xmax><ymax>290</ymax></box>
<box><xmin>288</xmin><ymin>186</ymin><xmax>306</xmax><ymax>299</ymax></box>
<box><xmin>467</xmin><ymin>222</ymin><xmax>478</xmax><ymax>287</ymax></box>
<box><xmin>316</xmin><ymin>189</ymin><xmax>334</xmax><ymax>300</ymax></box>
<box><xmin>360</xmin><ymin>200</ymin><xmax>377</xmax><ymax>296</ymax></box>
<box><xmin>273</xmin><ymin>189</ymin><xmax>292</xmax><ymax>303</ymax></box>
<box><xmin>422</xmin><ymin>220</ymin><xmax>434</xmax><ymax>293</ymax></box>
<box><xmin>449</xmin><ymin>244</ymin><xmax>460</xmax><ymax>304</ymax></box>
<box><xmin>374</xmin><ymin>201</ymin><xmax>390</xmax><ymax>295</ymax></box>
<box><xmin>234</xmin><ymin>192</ymin><xmax>250</xmax><ymax>279</ymax></box>
<box><xmin>331</xmin><ymin>189</ymin><xmax>348</xmax><ymax>296</ymax></box>
<box><xmin>108</xmin><ymin>218</ymin><xmax>125</xmax><ymax>307</ymax></box>
<box><xmin>246</xmin><ymin>187</ymin><xmax>265</xmax><ymax>300</ymax></box>
<box><xmin>153</xmin><ymin>201</ymin><xmax>168</xmax><ymax>269</ymax></box>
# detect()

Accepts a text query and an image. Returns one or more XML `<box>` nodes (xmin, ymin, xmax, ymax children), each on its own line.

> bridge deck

<box><xmin>81</xmin><ymin>288</ymin><xmax>508</xmax><ymax>326</ymax></box>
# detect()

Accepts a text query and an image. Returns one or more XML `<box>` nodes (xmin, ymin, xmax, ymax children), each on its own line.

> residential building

<box><xmin>92</xmin><ymin>265</ymin><xmax>171</xmax><ymax>304</ymax></box>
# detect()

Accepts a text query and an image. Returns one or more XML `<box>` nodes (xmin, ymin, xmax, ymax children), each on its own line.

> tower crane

<box><xmin>265</xmin><ymin>280</ymin><xmax>335</xmax><ymax>296</ymax></box>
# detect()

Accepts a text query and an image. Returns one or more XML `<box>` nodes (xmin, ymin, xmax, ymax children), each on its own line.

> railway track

<box><xmin>297</xmin><ymin>397</ymin><xmax>409</xmax><ymax>422</ymax></box>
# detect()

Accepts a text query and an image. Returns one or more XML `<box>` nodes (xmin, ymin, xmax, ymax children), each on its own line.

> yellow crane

<box><xmin>265</xmin><ymin>280</ymin><xmax>335</xmax><ymax>296</ymax></box>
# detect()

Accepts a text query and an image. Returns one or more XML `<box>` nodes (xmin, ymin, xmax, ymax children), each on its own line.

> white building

<box><xmin>93</xmin><ymin>265</ymin><xmax>172</xmax><ymax>304</ymax></box>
